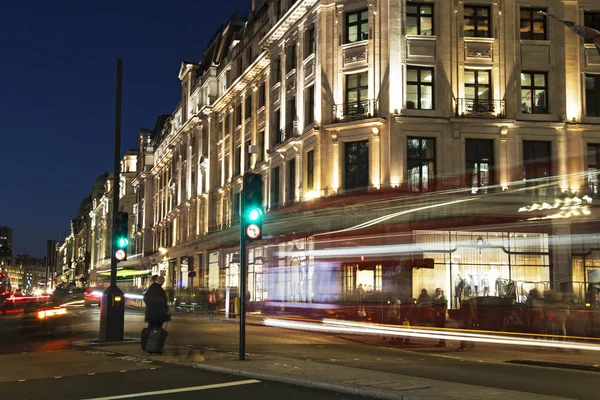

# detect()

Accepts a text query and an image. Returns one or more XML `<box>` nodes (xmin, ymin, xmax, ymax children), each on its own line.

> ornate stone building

<box><xmin>123</xmin><ymin>0</ymin><xmax>600</xmax><ymax>310</ymax></box>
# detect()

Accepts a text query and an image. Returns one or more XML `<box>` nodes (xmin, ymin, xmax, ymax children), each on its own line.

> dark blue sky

<box><xmin>0</xmin><ymin>0</ymin><xmax>250</xmax><ymax>257</ymax></box>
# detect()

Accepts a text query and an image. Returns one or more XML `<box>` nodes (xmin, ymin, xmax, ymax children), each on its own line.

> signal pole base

<box><xmin>99</xmin><ymin>285</ymin><xmax>125</xmax><ymax>342</ymax></box>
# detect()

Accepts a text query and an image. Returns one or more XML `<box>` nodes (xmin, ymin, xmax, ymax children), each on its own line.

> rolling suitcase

<box><xmin>146</xmin><ymin>327</ymin><xmax>168</xmax><ymax>354</ymax></box>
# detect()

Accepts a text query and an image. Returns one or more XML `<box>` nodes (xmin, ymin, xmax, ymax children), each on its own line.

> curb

<box><xmin>190</xmin><ymin>361</ymin><xmax>420</xmax><ymax>400</ymax></box>
<box><xmin>506</xmin><ymin>359</ymin><xmax>600</xmax><ymax>372</ymax></box>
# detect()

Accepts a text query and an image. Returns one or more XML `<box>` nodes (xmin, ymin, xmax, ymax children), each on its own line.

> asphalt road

<box><xmin>1</xmin><ymin>305</ymin><xmax>599</xmax><ymax>399</ymax></box>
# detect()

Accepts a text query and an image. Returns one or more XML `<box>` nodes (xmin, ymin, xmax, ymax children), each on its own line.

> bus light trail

<box><xmin>263</xmin><ymin>318</ymin><xmax>600</xmax><ymax>352</ymax></box>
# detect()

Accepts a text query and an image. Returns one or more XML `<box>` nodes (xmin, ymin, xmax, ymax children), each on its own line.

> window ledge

<box><xmin>303</xmin><ymin>53</ymin><xmax>315</xmax><ymax>64</ymax></box>
<box><xmin>341</xmin><ymin>39</ymin><xmax>368</xmax><ymax>50</ymax></box>
<box><xmin>405</xmin><ymin>35</ymin><xmax>437</xmax><ymax>41</ymax></box>
<box><xmin>520</xmin><ymin>40</ymin><xmax>551</xmax><ymax>46</ymax></box>
<box><xmin>463</xmin><ymin>37</ymin><xmax>495</xmax><ymax>44</ymax></box>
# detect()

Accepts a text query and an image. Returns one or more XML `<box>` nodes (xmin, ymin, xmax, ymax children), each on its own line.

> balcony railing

<box><xmin>455</xmin><ymin>98</ymin><xmax>505</xmax><ymax>118</ymax></box>
<box><xmin>333</xmin><ymin>99</ymin><xmax>378</xmax><ymax>122</ymax></box>
<box><xmin>277</xmin><ymin>121</ymin><xmax>298</xmax><ymax>145</ymax></box>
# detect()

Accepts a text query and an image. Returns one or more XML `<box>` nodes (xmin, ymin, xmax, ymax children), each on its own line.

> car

<box><xmin>19</xmin><ymin>302</ymin><xmax>74</xmax><ymax>336</ymax></box>
<box><xmin>84</xmin><ymin>287</ymin><xmax>102</xmax><ymax>307</ymax></box>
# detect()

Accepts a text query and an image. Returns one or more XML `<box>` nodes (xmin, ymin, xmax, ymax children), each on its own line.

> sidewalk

<box><xmin>73</xmin><ymin>339</ymin><xmax>569</xmax><ymax>400</ymax></box>
<box><xmin>169</xmin><ymin>310</ymin><xmax>600</xmax><ymax>372</ymax></box>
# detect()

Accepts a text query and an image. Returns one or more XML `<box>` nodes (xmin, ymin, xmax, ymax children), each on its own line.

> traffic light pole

<box><xmin>239</xmin><ymin>195</ymin><xmax>247</xmax><ymax>361</ymax></box>
<box><xmin>99</xmin><ymin>58</ymin><xmax>125</xmax><ymax>342</ymax></box>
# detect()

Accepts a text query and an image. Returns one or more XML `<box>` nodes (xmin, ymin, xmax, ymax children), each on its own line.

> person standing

<box><xmin>144</xmin><ymin>275</ymin><xmax>170</xmax><ymax>330</ymax></box>
<box><xmin>432</xmin><ymin>288</ymin><xmax>448</xmax><ymax>348</ymax></box>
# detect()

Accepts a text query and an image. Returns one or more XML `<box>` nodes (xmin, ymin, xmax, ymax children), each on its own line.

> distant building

<box><xmin>0</xmin><ymin>225</ymin><xmax>12</xmax><ymax>258</ymax></box>
<box><xmin>45</xmin><ymin>239</ymin><xmax>59</xmax><ymax>288</ymax></box>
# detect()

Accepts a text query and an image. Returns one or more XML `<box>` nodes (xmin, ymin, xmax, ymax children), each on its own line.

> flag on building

<box><xmin>539</xmin><ymin>11</ymin><xmax>600</xmax><ymax>55</ymax></box>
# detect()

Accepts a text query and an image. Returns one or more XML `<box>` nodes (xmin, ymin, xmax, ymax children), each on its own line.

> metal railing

<box><xmin>278</xmin><ymin>121</ymin><xmax>298</xmax><ymax>145</ymax></box>
<box><xmin>333</xmin><ymin>99</ymin><xmax>378</xmax><ymax>122</ymax></box>
<box><xmin>455</xmin><ymin>98</ymin><xmax>505</xmax><ymax>118</ymax></box>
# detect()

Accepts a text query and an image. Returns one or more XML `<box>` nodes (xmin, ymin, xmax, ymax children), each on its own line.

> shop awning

<box><xmin>98</xmin><ymin>269</ymin><xmax>151</xmax><ymax>277</ymax></box>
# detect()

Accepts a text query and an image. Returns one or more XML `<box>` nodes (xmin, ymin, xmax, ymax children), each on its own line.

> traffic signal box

<box><xmin>114</xmin><ymin>211</ymin><xmax>129</xmax><ymax>261</ymax></box>
<box><xmin>242</xmin><ymin>172</ymin><xmax>263</xmax><ymax>241</ymax></box>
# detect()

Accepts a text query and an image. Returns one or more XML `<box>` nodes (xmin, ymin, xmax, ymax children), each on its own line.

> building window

<box><xmin>346</xmin><ymin>9</ymin><xmax>369</xmax><ymax>43</ymax></box>
<box><xmin>464</xmin><ymin>69</ymin><xmax>491</xmax><ymax>107</ymax></box>
<box><xmin>464</xmin><ymin>6</ymin><xmax>490</xmax><ymax>38</ymax></box>
<box><xmin>287</xmin><ymin>158</ymin><xmax>296</xmax><ymax>203</ymax></box>
<box><xmin>344</xmin><ymin>140</ymin><xmax>369</xmax><ymax>190</ymax></box>
<box><xmin>306</xmin><ymin>149</ymin><xmax>314</xmax><ymax>190</ymax></box>
<box><xmin>272</xmin><ymin>109</ymin><xmax>280</xmax><ymax>147</ymax></box>
<box><xmin>217</xmin><ymin>120</ymin><xmax>223</xmax><ymax>141</ymax></box>
<box><xmin>258</xmin><ymin>130</ymin><xmax>265</xmax><ymax>163</ymax></box>
<box><xmin>520</xmin><ymin>8</ymin><xmax>547</xmax><ymax>40</ymax></box>
<box><xmin>245</xmin><ymin>95</ymin><xmax>252</xmax><ymax>119</ymax></box>
<box><xmin>224</xmin><ymin>154</ymin><xmax>230</xmax><ymax>183</ymax></box>
<box><xmin>584</xmin><ymin>12</ymin><xmax>600</xmax><ymax>44</ymax></box>
<box><xmin>466</xmin><ymin>139</ymin><xmax>494</xmax><ymax>194</ymax></box>
<box><xmin>587</xmin><ymin>144</ymin><xmax>600</xmax><ymax>196</ymax></box>
<box><xmin>585</xmin><ymin>74</ymin><xmax>600</xmax><ymax>117</ymax></box>
<box><xmin>245</xmin><ymin>140</ymin><xmax>251</xmax><ymax>171</ymax></box>
<box><xmin>406</xmin><ymin>3</ymin><xmax>434</xmax><ymax>36</ymax></box>
<box><xmin>406</xmin><ymin>66</ymin><xmax>434</xmax><ymax>110</ymax></box>
<box><xmin>305</xmin><ymin>86</ymin><xmax>315</xmax><ymax>125</ymax></box>
<box><xmin>271</xmin><ymin>166</ymin><xmax>280</xmax><ymax>209</ymax></box>
<box><xmin>259</xmin><ymin>83</ymin><xmax>266</xmax><ymax>108</ymax></box>
<box><xmin>232</xmin><ymin>192</ymin><xmax>240</xmax><ymax>220</ymax></box>
<box><xmin>345</xmin><ymin>72</ymin><xmax>369</xmax><ymax>115</ymax></box>
<box><xmin>234</xmin><ymin>146</ymin><xmax>241</xmax><ymax>177</ymax></box>
<box><xmin>521</xmin><ymin>72</ymin><xmax>548</xmax><ymax>114</ymax></box>
<box><xmin>236</xmin><ymin>104</ymin><xmax>242</xmax><ymax>127</ymax></box>
<box><xmin>522</xmin><ymin>140</ymin><xmax>552</xmax><ymax>185</ymax></box>
<box><xmin>286</xmin><ymin>43</ymin><xmax>296</xmax><ymax>72</ymax></box>
<box><xmin>224</xmin><ymin>113</ymin><xmax>230</xmax><ymax>135</ymax></box>
<box><xmin>272</xmin><ymin>57</ymin><xmax>281</xmax><ymax>83</ymax></box>
<box><xmin>304</xmin><ymin>25</ymin><xmax>316</xmax><ymax>56</ymax></box>
<box><xmin>407</xmin><ymin>137</ymin><xmax>435</xmax><ymax>192</ymax></box>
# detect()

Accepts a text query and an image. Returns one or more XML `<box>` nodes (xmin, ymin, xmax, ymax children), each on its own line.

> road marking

<box><xmin>81</xmin><ymin>379</ymin><xmax>261</xmax><ymax>400</ymax></box>
<box><xmin>18</xmin><ymin>379</ymin><xmax>26</xmax><ymax>382</ymax></box>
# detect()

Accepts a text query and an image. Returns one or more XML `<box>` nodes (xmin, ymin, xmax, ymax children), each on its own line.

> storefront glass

<box><xmin>413</xmin><ymin>230</ymin><xmax>550</xmax><ymax>308</ymax></box>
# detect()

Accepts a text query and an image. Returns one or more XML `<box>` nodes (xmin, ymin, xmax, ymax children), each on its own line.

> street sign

<box><xmin>246</xmin><ymin>224</ymin><xmax>261</xmax><ymax>240</ymax></box>
<box><xmin>115</xmin><ymin>249</ymin><xmax>127</xmax><ymax>261</ymax></box>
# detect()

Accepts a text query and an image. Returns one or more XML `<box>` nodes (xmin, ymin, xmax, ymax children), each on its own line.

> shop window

<box><xmin>407</xmin><ymin>137</ymin><xmax>436</xmax><ymax>192</ymax></box>
<box><xmin>521</xmin><ymin>72</ymin><xmax>548</xmax><ymax>114</ymax></box>
<box><xmin>585</xmin><ymin>74</ymin><xmax>600</xmax><ymax>117</ymax></box>
<box><xmin>406</xmin><ymin>3</ymin><xmax>434</xmax><ymax>36</ymax></box>
<box><xmin>346</xmin><ymin>9</ymin><xmax>369</xmax><ymax>43</ymax></box>
<box><xmin>406</xmin><ymin>66</ymin><xmax>434</xmax><ymax>110</ymax></box>
<box><xmin>586</xmin><ymin>144</ymin><xmax>600</xmax><ymax>197</ymax></box>
<box><xmin>464</xmin><ymin>6</ymin><xmax>490</xmax><ymax>38</ymax></box>
<box><xmin>520</xmin><ymin>8</ymin><xmax>547</xmax><ymax>40</ymax></box>
<box><xmin>344</xmin><ymin>140</ymin><xmax>369</xmax><ymax>190</ymax></box>
<box><xmin>466</xmin><ymin>139</ymin><xmax>494</xmax><ymax>194</ymax></box>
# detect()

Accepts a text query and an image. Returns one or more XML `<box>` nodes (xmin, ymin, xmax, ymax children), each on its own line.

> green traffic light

<box><xmin>117</xmin><ymin>237</ymin><xmax>129</xmax><ymax>248</ymax></box>
<box><xmin>248</xmin><ymin>208</ymin><xmax>262</xmax><ymax>222</ymax></box>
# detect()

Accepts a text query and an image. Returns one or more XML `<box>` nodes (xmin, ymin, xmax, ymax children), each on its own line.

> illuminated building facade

<box><xmin>128</xmin><ymin>0</ymin><xmax>600</xmax><ymax>309</ymax></box>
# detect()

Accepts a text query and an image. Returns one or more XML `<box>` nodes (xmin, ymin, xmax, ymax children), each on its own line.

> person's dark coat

<box><xmin>143</xmin><ymin>282</ymin><xmax>169</xmax><ymax>323</ymax></box>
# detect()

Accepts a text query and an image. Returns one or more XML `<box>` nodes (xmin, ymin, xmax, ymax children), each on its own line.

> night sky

<box><xmin>0</xmin><ymin>0</ymin><xmax>250</xmax><ymax>257</ymax></box>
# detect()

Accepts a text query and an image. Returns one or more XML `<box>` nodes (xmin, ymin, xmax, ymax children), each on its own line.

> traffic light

<box><xmin>242</xmin><ymin>172</ymin><xmax>263</xmax><ymax>241</ymax></box>
<box><xmin>114</xmin><ymin>211</ymin><xmax>129</xmax><ymax>261</ymax></box>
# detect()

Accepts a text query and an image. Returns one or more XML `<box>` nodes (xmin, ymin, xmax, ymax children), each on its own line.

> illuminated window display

<box><xmin>413</xmin><ymin>230</ymin><xmax>550</xmax><ymax>308</ymax></box>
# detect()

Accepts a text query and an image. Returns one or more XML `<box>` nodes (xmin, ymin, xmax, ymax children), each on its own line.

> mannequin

<box><xmin>472</xmin><ymin>274</ymin><xmax>480</xmax><ymax>296</ymax></box>
<box><xmin>454</xmin><ymin>274</ymin><xmax>464</xmax><ymax>308</ymax></box>
<box><xmin>487</xmin><ymin>267</ymin><xmax>501</xmax><ymax>296</ymax></box>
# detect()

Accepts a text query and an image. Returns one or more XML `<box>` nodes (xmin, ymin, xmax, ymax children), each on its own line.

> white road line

<box><xmin>81</xmin><ymin>379</ymin><xmax>261</xmax><ymax>400</ymax></box>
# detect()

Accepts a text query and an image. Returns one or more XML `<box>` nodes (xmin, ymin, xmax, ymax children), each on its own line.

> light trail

<box><xmin>263</xmin><ymin>318</ymin><xmax>600</xmax><ymax>352</ymax></box>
